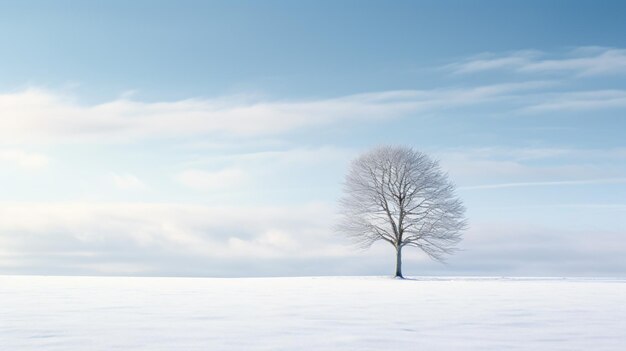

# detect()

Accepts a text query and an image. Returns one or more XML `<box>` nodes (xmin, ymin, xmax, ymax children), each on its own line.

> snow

<box><xmin>1</xmin><ymin>276</ymin><xmax>625</xmax><ymax>350</ymax></box>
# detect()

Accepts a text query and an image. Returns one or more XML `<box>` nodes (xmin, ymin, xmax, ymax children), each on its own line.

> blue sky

<box><xmin>1</xmin><ymin>0</ymin><xmax>625</xmax><ymax>277</ymax></box>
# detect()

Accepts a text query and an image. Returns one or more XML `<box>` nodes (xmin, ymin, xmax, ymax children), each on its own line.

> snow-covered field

<box><xmin>1</xmin><ymin>276</ymin><xmax>624</xmax><ymax>350</ymax></box>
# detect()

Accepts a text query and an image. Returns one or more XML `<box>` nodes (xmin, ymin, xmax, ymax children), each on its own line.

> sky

<box><xmin>1</xmin><ymin>0</ymin><xmax>625</xmax><ymax>277</ymax></box>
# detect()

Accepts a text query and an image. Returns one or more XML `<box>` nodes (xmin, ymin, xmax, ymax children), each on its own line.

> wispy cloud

<box><xmin>0</xmin><ymin>149</ymin><xmax>49</xmax><ymax>169</ymax></box>
<box><xmin>0</xmin><ymin>202</ymin><xmax>345</xmax><ymax>275</ymax></box>
<box><xmin>2</xmin><ymin>201</ymin><xmax>622</xmax><ymax>276</ymax></box>
<box><xmin>0</xmin><ymin>83</ymin><xmax>550</xmax><ymax>143</ymax></box>
<box><xmin>448</xmin><ymin>222</ymin><xmax>626</xmax><ymax>276</ymax></box>
<box><xmin>437</xmin><ymin>147</ymin><xmax>626</xmax><ymax>191</ymax></box>
<box><xmin>110</xmin><ymin>173</ymin><xmax>148</xmax><ymax>191</ymax></box>
<box><xmin>446</xmin><ymin>50</ymin><xmax>542</xmax><ymax>74</ymax></box>
<box><xmin>438</xmin><ymin>147</ymin><xmax>587</xmax><ymax>179</ymax></box>
<box><xmin>182</xmin><ymin>146</ymin><xmax>354</xmax><ymax>169</ymax></box>
<box><xmin>176</xmin><ymin>168</ymin><xmax>247</xmax><ymax>191</ymax></box>
<box><xmin>447</xmin><ymin>47</ymin><xmax>626</xmax><ymax>76</ymax></box>
<box><xmin>5</xmin><ymin>77</ymin><xmax>620</xmax><ymax>146</ymax></box>
<box><xmin>460</xmin><ymin>177</ymin><xmax>626</xmax><ymax>190</ymax></box>
<box><xmin>521</xmin><ymin>90</ymin><xmax>626</xmax><ymax>112</ymax></box>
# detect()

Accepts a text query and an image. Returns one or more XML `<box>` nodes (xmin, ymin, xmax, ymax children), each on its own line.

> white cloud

<box><xmin>176</xmin><ymin>168</ymin><xmax>247</xmax><ymax>191</ymax></box>
<box><xmin>522</xmin><ymin>48</ymin><xmax>626</xmax><ymax>76</ymax></box>
<box><xmin>444</xmin><ymin>221</ymin><xmax>626</xmax><ymax>276</ymax></box>
<box><xmin>0</xmin><ymin>202</ymin><xmax>347</xmax><ymax>275</ymax></box>
<box><xmin>110</xmin><ymin>173</ymin><xmax>148</xmax><ymax>191</ymax></box>
<box><xmin>521</xmin><ymin>90</ymin><xmax>626</xmax><ymax>112</ymax></box>
<box><xmin>172</xmin><ymin>146</ymin><xmax>355</xmax><ymax>205</ymax></box>
<box><xmin>436</xmin><ymin>147</ymin><xmax>626</xmax><ymax>187</ymax></box>
<box><xmin>447</xmin><ymin>47</ymin><xmax>626</xmax><ymax>76</ymax></box>
<box><xmin>0</xmin><ymin>149</ymin><xmax>49</xmax><ymax>169</ymax></box>
<box><xmin>183</xmin><ymin>146</ymin><xmax>355</xmax><ymax>169</ymax></box>
<box><xmin>228</xmin><ymin>230</ymin><xmax>300</xmax><ymax>258</ymax></box>
<box><xmin>459</xmin><ymin>177</ymin><xmax>626</xmax><ymax>190</ymax></box>
<box><xmin>438</xmin><ymin>148</ymin><xmax>574</xmax><ymax>179</ymax></box>
<box><xmin>0</xmin><ymin>84</ymin><xmax>551</xmax><ymax>143</ymax></box>
<box><xmin>446</xmin><ymin>50</ymin><xmax>542</xmax><ymax>74</ymax></box>
<box><xmin>1</xmin><ymin>201</ymin><xmax>623</xmax><ymax>276</ymax></box>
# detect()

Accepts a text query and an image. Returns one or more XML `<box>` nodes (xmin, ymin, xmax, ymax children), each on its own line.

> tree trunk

<box><xmin>394</xmin><ymin>245</ymin><xmax>403</xmax><ymax>278</ymax></box>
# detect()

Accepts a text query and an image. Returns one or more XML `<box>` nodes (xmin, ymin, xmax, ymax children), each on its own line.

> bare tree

<box><xmin>337</xmin><ymin>146</ymin><xmax>467</xmax><ymax>278</ymax></box>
